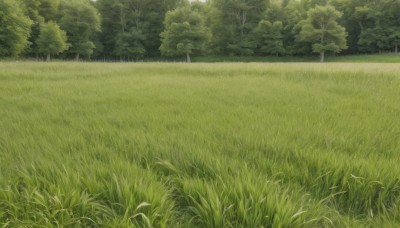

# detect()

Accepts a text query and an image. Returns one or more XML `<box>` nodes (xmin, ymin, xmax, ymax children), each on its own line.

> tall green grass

<box><xmin>1</xmin><ymin>62</ymin><xmax>400</xmax><ymax>227</ymax></box>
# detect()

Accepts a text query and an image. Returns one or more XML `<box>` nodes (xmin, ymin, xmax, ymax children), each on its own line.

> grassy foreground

<box><xmin>0</xmin><ymin>62</ymin><xmax>400</xmax><ymax>227</ymax></box>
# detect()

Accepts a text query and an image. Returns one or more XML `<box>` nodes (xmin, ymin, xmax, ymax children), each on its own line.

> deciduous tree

<box><xmin>0</xmin><ymin>0</ymin><xmax>32</xmax><ymax>57</ymax></box>
<box><xmin>60</xmin><ymin>0</ymin><xmax>101</xmax><ymax>61</ymax></box>
<box><xmin>95</xmin><ymin>0</ymin><xmax>183</xmax><ymax>59</ymax></box>
<box><xmin>299</xmin><ymin>5</ymin><xmax>347</xmax><ymax>62</ymax></box>
<box><xmin>210</xmin><ymin>0</ymin><xmax>267</xmax><ymax>55</ymax></box>
<box><xmin>36</xmin><ymin>21</ymin><xmax>69</xmax><ymax>61</ymax></box>
<box><xmin>255</xmin><ymin>20</ymin><xmax>285</xmax><ymax>56</ymax></box>
<box><xmin>115</xmin><ymin>28</ymin><xmax>146</xmax><ymax>61</ymax></box>
<box><xmin>160</xmin><ymin>6</ymin><xmax>209</xmax><ymax>62</ymax></box>
<box><xmin>22</xmin><ymin>0</ymin><xmax>60</xmax><ymax>57</ymax></box>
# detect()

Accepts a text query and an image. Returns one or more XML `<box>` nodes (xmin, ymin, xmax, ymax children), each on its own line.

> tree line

<box><xmin>1</xmin><ymin>0</ymin><xmax>399</xmax><ymax>62</ymax></box>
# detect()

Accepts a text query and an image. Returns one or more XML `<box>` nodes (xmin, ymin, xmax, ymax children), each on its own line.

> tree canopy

<box><xmin>160</xmin><ymin>5</ymin><xmax>209</xmax><ymax>62</ymax></box>
<box><xmin>299</xmin><ymin>5</ymin><xmax>347</xmax><ymax>62</ymax></box>
<box><xmin>256</xmin><ymin>20</ymin><xmax>285</xmax><ymax>56</ymax></box>
<box><xmin>59</xmin><ymin>0</ymin><xmax>101</xmax><ymax>60</ymax></box>
<box><xmin>1</xmin><ymin>0</ymin><xmax>400</xmax><ymax>61</ymax></box>
<box><xmin>36</xmin><ymin>21</ymin><xmax>69</xmax><ymax>61</ymax></box>
<box><xmin>0</xmin><ymin>0</ymin><xmax>32</xmax><ymax>57</ymax></box>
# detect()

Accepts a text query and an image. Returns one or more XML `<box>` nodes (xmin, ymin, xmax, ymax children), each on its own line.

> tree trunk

<box><xmin>186</xmin><ymin>53</ymin><xmax>191</xmax><ymax>63</ymax></box>
<box><xmin>320</xmin><ymin>51</ymin><xmax>325</xmax><ymax>63</ymax></box>
<box><xmin>395</xmin><ymin>44</ymin><xmax>398</xmax><ymax>55</ymax></box>
<box><xmin>75</xmin><ymin>53</ymin><xmax>80</xmax><ymax>61</ymax></box>
<box><xmin>46</xmin><ymin>54</ymin><xmax>51</xmax><ymax>62</ymax></box>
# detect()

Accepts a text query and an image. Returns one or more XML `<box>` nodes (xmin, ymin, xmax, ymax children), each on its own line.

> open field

<box><xmin>192</xmin><ymin>53</ymin><xmax>400</xmax><ymax>63</ymax></box>
<box><xmin>1</xmin><ymin>62</ymin><xmax>400</xmax><ymax>227</ymax></box>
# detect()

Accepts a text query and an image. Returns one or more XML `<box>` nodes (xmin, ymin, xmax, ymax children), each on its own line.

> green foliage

<box><xmin>36</xmin><ymin>21</ymin><xmax>69</xmax><ymax>60</ymax></box>
<box><xmin>21</xmin><ymin>0</ymin><xmax>61</xmax><ymax>56</ymax></box>
<box><xmin>347</xmin><ymin>0</ymin><xmax>400</xmax><ymax>54</ymax></box>
<box><xmin>160</xmin><ymin>6</ymin><xmax>209</xmax><ymax>62</ymax></box>
<box><xmin>1</xmin><ymin>62</ymin><xmax>400</xmax><ymax>226</ymax></box>
<box><xmin>95</xmin><ymin>0</ymin><xmax>183</xmax><ymax>58</ymax></box>
<box><xmin>210</xmin><ymin>0</ymin><xmax>267</xmax><ymax>55</ymax></box>
<box><xmin>329</xmin><ymin>0</ymin><xmax>362</xmax><ymax>54</ymax></box>
<box><xmin>299</xmin><ymin>5</ymin><xmax>347</xmax><ymax>62</ymax></box>
<box><xmin>255</xmin><ymin>20</ymin><xmax>285</xmax><ymax>56</ymax></box>
<box><xmin>0</xmin><ymin>0</ymin><xmax>33</xmax><ymax>57</ymax></box>
<box><xmin>59</xmin><ymin>0</ymin><xmax>101</xmax><ymax>60</ymax></box>
<box><xmin>24</xmin><ymin>0</ymin><xmax>59</xmax><ymax>22</ymax></box>
<box><xmin>2</xmin><ymin>0</ymin><xmax>400</xmax><ymax>59</ymax></box>
<box><xmin>37</xmin><ymin>0</ymin><xmax>60</xmax><ymax>21</ymax></box>
<box><xmin>115</xmin><ymin>29</ymin><xmax>146</xmax><ymax>60</ymax></box>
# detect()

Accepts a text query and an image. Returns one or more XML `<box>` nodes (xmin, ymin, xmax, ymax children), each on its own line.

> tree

<box><xmin>160</xmin><ymin>6</ymin><xmax>209</xmax><ymax>62</ymax></box>
<box><xmin>0</xmin><ymin>0</ymin><xmax>32</xmax><ymax>57</ymax></box>
<box><xmin>329</xmin><ymin>0</ymin><xmax>365</xmax><ymax>54</ymax></box>
<box><xmin>22</xmin><ymin>0</ymin><xmax>60</xmax><ymax>57</ymax></box>
<box><xmin>380</xmin><ymin>0</ymin><xmax>400</xmax><ymax>54</ymax></box>
<box><xmin>255</xmin><ymin>20</ymin><xmax>285</xmax><ymax>56</ymax></box>
<box><xmin>210</xmin><ymin>0</ymin><xmax>267</xmax><ymax>55</ymax></box>
<box><xmin>36</xmin><ymin>21</ymin><xmax>69</xmax><ymax>61</ymax></box>
<box><xmin>299</xmin><ymin>5</ymin><xmax>347</xmax><ymax>62</ymax></box>
<box><xmin>283</xmin><ymin>0</ymin><xmax>312</xmax><ymax>55</ymax></box>
<box><xmin>114</xmin><ymin>28</ymin><xmax>146</xmax><ymax>61</ymax></box>
<box><xmin>389</xmin><ymin>28</ymin><xmax>400</xmax><ymax>55</ymax></box>
<box><xmin>358</xmin><ymin>27</ymin><xmax>389</xmax><ymax>53</ymax></box>
<box><xmin>352</xmin><ymin>1</ymin><xmax>387</xmax><ymax>53</ymax></box>
<box><xmin>95</xmin><ymin>0</ymin><xmax>183</xmax><ymax>59</ymax></box>
<box><xmin>60</xmin><ymin>0</ymin><xmax>101</xmax><ymax>61</ymax></box>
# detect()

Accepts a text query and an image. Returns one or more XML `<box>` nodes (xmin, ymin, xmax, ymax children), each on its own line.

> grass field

<box><xmin>1</xmin><ymin>62</ymin><xmax>400</xmax><ymax>227</ymax></box>
<box><xmin>192</xmin><ymin>53</ymin><xmax>400</xmax><ymax>63</ymax></box>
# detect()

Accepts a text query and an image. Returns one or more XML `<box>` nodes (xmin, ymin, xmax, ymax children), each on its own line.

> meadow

<box><xmin>192</xmin><ymin>53</ymin><xmax>400</xmax><ymax>63</ymax></box>
<box><xmin>0</xmin><ymin>62</ymin><xmax>400</xmax><ymax>227</ymax></box>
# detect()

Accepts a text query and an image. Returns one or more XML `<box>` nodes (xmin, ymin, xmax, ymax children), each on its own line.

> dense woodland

<box><xmin>1</xmin><ymin>0</ymin><xmax>400</xmax><ymax>62</ymax></box>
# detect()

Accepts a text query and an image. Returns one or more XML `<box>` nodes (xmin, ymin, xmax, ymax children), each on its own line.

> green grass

<box><xmin>329</xmin><ymin>53</ymin><xmax>400</xmax><ymax>63</ymax></box>
<box><xmin>192</xmin><ymin>53</ymin><xmax>400</xmax><ymax>63</ymax></box>
<box><xmin>1</xmin><ymin>62</ymin><xmax>400</xmax><ymax>227</ymax></box>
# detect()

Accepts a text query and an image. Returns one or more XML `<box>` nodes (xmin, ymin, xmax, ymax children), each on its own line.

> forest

<box><xmin>1</xmin><ymin>0</ymin><xmax>400</xmax><ymax>62</ymax></box>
